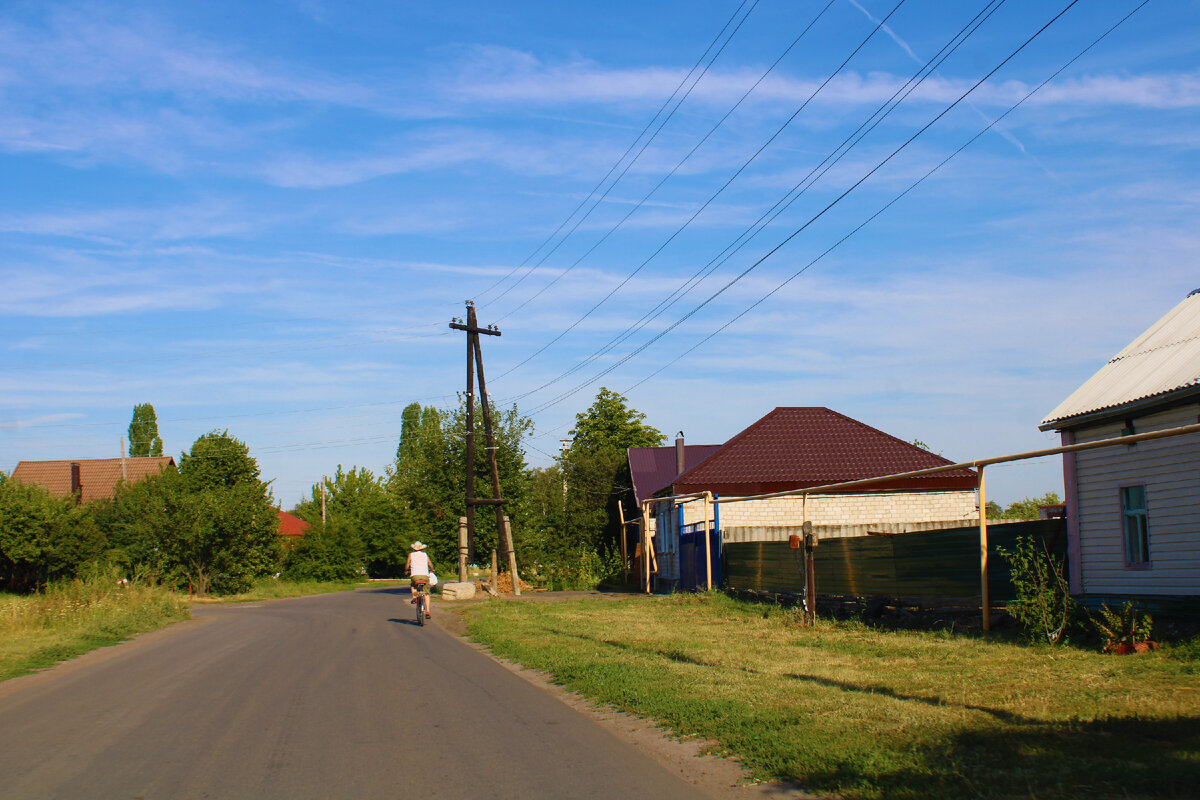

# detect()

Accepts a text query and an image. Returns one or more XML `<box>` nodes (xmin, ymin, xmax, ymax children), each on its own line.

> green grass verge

<box><xmin>192</xmin><ymin>577</ymin><xmax>404</xmax><ymax>603</ymax></box>
<box><xmin>0</xmin><ymin>573</ymin><xmax>190</xmax><ymax>683</ymax></box>
<box><xmin>465</xmin><ymin>593</ymin><xmax>1200</xmax><ymax>800</ymax></box>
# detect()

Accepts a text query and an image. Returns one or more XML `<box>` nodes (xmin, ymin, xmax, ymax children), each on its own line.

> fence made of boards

<box><xmin>723</xmin><ymin>518</ymin><xmax>1066</xmax><ymax>603</ymax></box>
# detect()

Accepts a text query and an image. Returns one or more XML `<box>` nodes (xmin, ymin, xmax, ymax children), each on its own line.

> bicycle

<box><xmin>411</xmin><ymin>579</ymin><xmax>429</xmax><ymax>626</ymax></box>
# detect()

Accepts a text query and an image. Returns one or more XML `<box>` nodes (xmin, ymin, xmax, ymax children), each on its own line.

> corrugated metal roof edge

<box><xmin>1038</xmin><ymin>383</ymin><xmax>1200</xmax><ymax>431</ymax></box>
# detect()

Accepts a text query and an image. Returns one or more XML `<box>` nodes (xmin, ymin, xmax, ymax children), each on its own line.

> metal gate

<box><xmin>679</xmin><ymin>522</ymin><xmax>721</xmax><ymax>591</ymax></box>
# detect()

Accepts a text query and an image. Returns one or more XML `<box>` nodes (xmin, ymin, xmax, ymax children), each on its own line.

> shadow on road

<box><xmin>387</xmin><ymin>617</ymin><xmax>426</xmax><ymax>626</ymax></box>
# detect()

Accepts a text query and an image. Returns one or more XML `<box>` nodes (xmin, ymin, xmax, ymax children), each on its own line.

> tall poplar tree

<box><xmin>128</xmin><ymin>403</ymin><xmax>164</xmax><ymax>457</ymax></box>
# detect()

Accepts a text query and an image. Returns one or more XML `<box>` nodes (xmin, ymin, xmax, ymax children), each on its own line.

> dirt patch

<box><xmin>433</xmin><ymin>599</ymin><xmax>824</xmax><ymax>800</ymax></box>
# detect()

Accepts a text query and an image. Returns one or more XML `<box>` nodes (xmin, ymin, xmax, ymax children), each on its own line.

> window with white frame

<box><xmin>1120</xmin><ymin>485</ymin><xmax>1150</xmax><ymax>566</ymax></box>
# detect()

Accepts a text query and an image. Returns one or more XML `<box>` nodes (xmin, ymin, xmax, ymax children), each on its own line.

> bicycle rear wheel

<box><xmin>416</xmin><ymin>593</ymin><xmax>425</xmax><ymax>626</ymax></box>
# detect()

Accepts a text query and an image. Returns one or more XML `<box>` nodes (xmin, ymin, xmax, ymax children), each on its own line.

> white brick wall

<box><xmin>716</xmin><ymin>490</ymin><xmax>978</xmax><ymax>529</ymax></box>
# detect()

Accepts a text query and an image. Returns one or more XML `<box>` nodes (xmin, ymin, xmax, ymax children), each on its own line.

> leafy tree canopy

<box><xmin>180</xmin><ymin>430</ymin><xmax>261</xmax><ymax>491</ymax></box>
<box><xmin>128</xmin><ymin>403</ymin><xmax>164</xmax><ymax>458</ymax></box>
<box><xmin>569</xmin><ymin>388</ymin><xmax>664</xmax><ymax>454</ymax></box>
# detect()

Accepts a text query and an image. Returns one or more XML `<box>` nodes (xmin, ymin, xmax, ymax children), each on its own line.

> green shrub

<box><xmin>996</xmin><ymin>534</ymin><xmax>1078</xmax><ymax>644</ymax></box>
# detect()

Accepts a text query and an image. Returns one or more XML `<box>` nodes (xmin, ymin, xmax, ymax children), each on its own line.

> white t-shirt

<box><xmin>409</xmin><ymin>550</ymin><xmax>431</xmax><ymax>577</ymax></box>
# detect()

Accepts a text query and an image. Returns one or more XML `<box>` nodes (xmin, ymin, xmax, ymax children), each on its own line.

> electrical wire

<box><xmin>505</xmin><ymin>0</ymin><xmax>1008</xmax><ymax>399</ymax></box>
<box><xmin>524</xmin><ymin>0</ymin><xmax>1086</xmax><ymax>416</ymax></box>
<box><xmin>472</xmin><ymin>0</ymin><xmax>758</xmax><ymax>305</ymax></box>
<box><xmin>491</xmin><ymin>0</ymin><xmax>904</xmax><ymax>376</ymax></box>
<box><xmin>620</xmin><ymin>0</ymin><xmax>1151</xmax><ymax>394</ymax></box>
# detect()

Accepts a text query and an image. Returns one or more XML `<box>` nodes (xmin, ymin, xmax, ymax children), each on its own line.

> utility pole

<box><xmin>450</xmin><ymin>302</ymin><xmax>521</xmax><ymax>594</ymax></box>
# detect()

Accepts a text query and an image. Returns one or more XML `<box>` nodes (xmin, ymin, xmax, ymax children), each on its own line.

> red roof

<box><xmin>277</xmin><ymin>510</ymin><xmax>312</xmax><ymax>537</ymax></box>
<box><xmin>10</xmin><ymin>457</ymin><xmax>176</xmax><ymax>504</ymax></box>
<box><xmin>628</xmin><ymin>444</ymin><xmax>722</xmax><ymax>505</ymax></box>
<box><xmin>674</xmin><ymin>407</ymin><xmax>975</xmax><ymax>496</ymax></box>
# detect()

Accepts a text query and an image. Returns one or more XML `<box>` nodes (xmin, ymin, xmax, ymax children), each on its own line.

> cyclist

<box><xmin>406</xmin><ymin>541</ymin><xmax>433</xmax><ymax>620</ymax></box>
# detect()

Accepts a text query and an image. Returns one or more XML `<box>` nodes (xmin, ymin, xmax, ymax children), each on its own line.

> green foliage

<box><xmin>995</xmin><ymin>534</ymin><xmax>1077</xmax><ymax>644</ymax></box>
<box><xmin>467</xmin><ymin>595</ymin><xmax>1200</xmax><ymax>800</ymax></box>
<box><xmin>388</xmin><ymin>398</ymin><xmax>532</xmax><ymax>568</ymax></box>
<box><xmin>1092</xmin><ymin>601</ymin><xmax>1155</xmax><ymax>654</ymax></box>
<box><xmin>0</xmin><ymin>473</ymin><xmax>106</xmax><ymax>592</ymax></box>
<box><xmin>127</xmin><ymin>403</ymin><xmax>163</xmax><ymax>458</ymax></box>
<box><xmin>293</xmin><ymin>466</ymin><xmax>412</xmax><ymax>577</ymax></box>
<box><xmin>98</xmin><ymin>432</ymin><xmax>279</xmax><ymax>595</ymax></box>
<box><xmin>283</xmin><ymin>517</ymin><xmax>365</xmax><ymax>582</ymax></box>
<box><xmin>991</xmin><ymin>491</ymin><xmax>1062</xmax><ymax>520</ymax></box>
<box><xmin>179</xmin><ymin>430</ymin><xmax>261</xmax><ymax>490</ymax></box>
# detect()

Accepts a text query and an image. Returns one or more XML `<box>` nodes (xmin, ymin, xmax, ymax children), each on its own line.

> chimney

<box><xmin>70</xmin><ymin>462</ymin><xmax>82</xmax><ymax>505</ymax></box>
<box><xmin>675</xmin><ymin>431</ymin><xmax>685</xmax><ymax>477</ymax></box>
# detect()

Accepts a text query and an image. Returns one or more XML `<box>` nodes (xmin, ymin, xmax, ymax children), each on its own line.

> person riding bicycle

<box><xmin>406</xmin><ymin>541</ymin><xmax>434</xmax><ymax>620</ymax></box>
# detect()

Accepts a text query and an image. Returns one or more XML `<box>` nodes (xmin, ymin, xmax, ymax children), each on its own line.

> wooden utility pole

<box><xmin>450</xmin><ymin>302</ymin><xmax>521</xmax><ymax>594</ymax></box>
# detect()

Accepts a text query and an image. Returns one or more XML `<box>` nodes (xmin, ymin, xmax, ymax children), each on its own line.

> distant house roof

<box><xmin>10</xmin><ymin>457</ymin><xmax>176</xmax><ymax>504</ymax></box>
<box><xmin>277</xmin><ymin>510</ymin><xmax>312</xmax><ymax>537</ymax></box>
<box><xmin>1041</xmin><ymin>291</ymin><xmax>1200</xmax><ymax>430</ymax></box>
<box><xmin>673</xmin><ymin>407</ymin><xmax>975</xmax><ymax>496</ymax></box>
<box><xmin>628</xmin><ymin>444</ymin><xmax>722</xmax><ymax>506</ymax></box>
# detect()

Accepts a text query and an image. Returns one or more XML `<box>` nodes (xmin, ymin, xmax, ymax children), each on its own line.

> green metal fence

<box><xmin>723</xmin><ymin>519</ymin><xmax>1066</xmax><ymax>602</ymax></box>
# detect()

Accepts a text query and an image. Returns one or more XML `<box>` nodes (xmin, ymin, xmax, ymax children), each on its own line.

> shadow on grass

<box><xmin>801</xmin><ymin>715</ymin><xmax>1200</xmax><ymax>800</ymax></box>
<box><xmin>784</xmin><ymin>672</ymin><xmax>1030</xmax><ymax>724</ymax></box>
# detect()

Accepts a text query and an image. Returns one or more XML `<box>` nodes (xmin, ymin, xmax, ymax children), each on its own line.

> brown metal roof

<box><xmin>628</xmin><ymin>444</ymin><xmax>722</xmax><ymax>505</ymax></box>
<box><xmin>673</xmin><ymin>407</ymin><xmax>975</xmax><ymax>496</ymax></box>
<box><xmin>10</xmin><ymin>457</ymin><xmax>176</xmax><ymax>504</ymax></box>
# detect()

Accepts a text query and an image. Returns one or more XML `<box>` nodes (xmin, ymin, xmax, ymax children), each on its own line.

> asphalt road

<box><xmin>0</xmin><ymin>587</ymin><xmax>712</xmax><ymax>800</ymax></box>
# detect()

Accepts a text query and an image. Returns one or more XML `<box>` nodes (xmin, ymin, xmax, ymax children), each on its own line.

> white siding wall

<box><xmin>1074</xmin><ymin>404</ymin><xmax>1200</xmax><ymax>596</ymax></box>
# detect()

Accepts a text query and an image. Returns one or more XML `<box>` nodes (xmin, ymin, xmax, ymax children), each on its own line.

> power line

<box><xmin>620</xmin><ymin>0</ymin><xmax>1151</xmax><ymax>394</ymax></box>
<box><xmin>507</xmin><ymin>0</ymin><xmax>1008</xmax><ymax>399</ymax></box>
<box><xmin>471</xmin><ymin>0</ymin><xmax>759</xmax><ymax>306</ymax></box>
<box><xmin>491</xmin><ymin>0</ymin><xmax>905</xmax><ymax>377</ymax></box>
<box><xmin>524</xmin><ymin>0</ymin><xmax>1087</xmax><ymax>416</ymax></box>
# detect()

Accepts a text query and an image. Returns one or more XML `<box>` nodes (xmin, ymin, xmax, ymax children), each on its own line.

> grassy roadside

<box><xmin>0</xmin><ymin>574</ymin><xmax>189</xmax><ymax>682</ymax></box>
<box><xmin>465</xmin><ymin>593</ymin><xmax>1200</xmax><ymax>800</ymax></box>
<box><xmin>189</xmin><ymin>577</ymin><xmax>404</xmax><ymax>603</ymax></box>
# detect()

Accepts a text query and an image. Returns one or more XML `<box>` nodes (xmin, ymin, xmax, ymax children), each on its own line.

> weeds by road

<box><xmin>466</xmin><ymin>593</ymin><xmax>1200</xmax><ymax>800</ymax></box>
<box><xmin>0</xmin><ymin>570</ymin><xmax>188</xmax><ymax>682</ymax></box>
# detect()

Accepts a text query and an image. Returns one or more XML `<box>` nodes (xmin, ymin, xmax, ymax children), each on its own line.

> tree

<box><xmin>530</xmin><ymin>388</ymin><xmax>663</xmax><ymax>586</ymax></box>
<box><xmin>293</xmin><ymin>465</ymin><xmax>412</xmax><ymax>577</ymax></box>
<box><xmin>128</xmin><ymin>403</ymin><xmax>163</xmax><ymax>458</ymax></box>
<box><xmin>999</xmin><ymin>492</ymin><xmax>1063</xmax><ymax>520</ymax></box>
<box><xmin>388</xmin><ymin>398</ymin><xmax>532</xmax><ymax>569</ymax></box>
<box><xmin>159</xmin><ymin>431</ymin><xmax>279</xmax><ymax>594</ymax></box>
<box><xmin>0</xmin><ymin>473</ymin><xmax>105</xmax><ymax>592</ymax></box>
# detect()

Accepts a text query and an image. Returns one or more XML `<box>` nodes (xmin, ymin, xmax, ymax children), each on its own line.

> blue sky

<box><xmin>2</xmin><ymin>0</ymin><xmax>1198</xmax><ymax>507</ymax></box>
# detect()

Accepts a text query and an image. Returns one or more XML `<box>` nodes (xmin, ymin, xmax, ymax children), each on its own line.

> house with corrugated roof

<box><xmin>647</xmin><ymin>407</ymin><xmax>979</xmax><ymax>590</ymax></box>
<box><xmin>1040</xmin><ymin>290</ymin><xmax>1200</xmax><ymax>611</ymax></box>
<box><xmin>10</xmin><ymin>457</ymin><xmax>176</xmax><ymax>504</ymax></box>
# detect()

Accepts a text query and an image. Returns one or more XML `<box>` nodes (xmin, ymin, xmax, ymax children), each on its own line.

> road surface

<box><xmin>0</xmin><ymin>587</ymin><xmax>717</xmax><ymax>799</ymax></box>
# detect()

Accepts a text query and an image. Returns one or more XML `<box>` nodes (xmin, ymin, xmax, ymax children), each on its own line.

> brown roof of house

<box><xmin>277</xmin><ymin>510</ymin><xmax>312</xmax><ymax>537</ymax></box>
<box><xmin>673</xmin><ymin>407</ymin><xmax>975</xmax><ymax>496</ymax></box>
<box><xmin>628</xmin><ymin>444</ymin><xmax>722</xmax><ymax>505</ymax></box>
<box><xmin>10</xmin><ymin>457</ymin><xmax>176</xmax><ymax>504</ymax></box>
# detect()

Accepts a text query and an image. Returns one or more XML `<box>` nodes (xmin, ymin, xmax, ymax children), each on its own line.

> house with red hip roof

<box><xmin>645</xmin><ymin>408</ymin><xmax>978</xmax><ymax>590</ymax></box>
<box><xmin>276</xmin><ymin>510</ymin><xmax>312</xmax><ymax>545</ymax></box>
<box><xmin>10</xmin><ymin>457</ymin><xmax>176</xmax><ymax>504</ymax></box>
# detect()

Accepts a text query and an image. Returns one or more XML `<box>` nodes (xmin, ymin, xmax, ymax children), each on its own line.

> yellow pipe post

<box><xmin>978</xmin><ymin>465</ymin><xmax>990</xmax><ymax>632</ymax></box>
<box><xmin>703</xmin><ymin>491</ymin><xmax>713</xmax><ymax>591</ymax></box>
